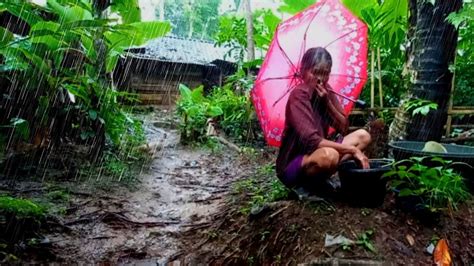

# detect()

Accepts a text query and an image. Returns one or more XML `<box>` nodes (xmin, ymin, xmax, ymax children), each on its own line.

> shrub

<box><xmin>176</xmin><ymin>84</ymin><xmax>223</xmax><ymax>143</ymax></box>
<box><xmin>176</xmin><ymin>84</ymin><xmax>258</xmax><ymax>144</ymax></box>
<box><xmin>384</xmin><ymin>157</ymin><xmax>470</xmax><ymax>213</ymax></box>
<box><xmin>208</xmin><ymin>84</ymin><xmax>255</xmax><ymax>142</ymax></box>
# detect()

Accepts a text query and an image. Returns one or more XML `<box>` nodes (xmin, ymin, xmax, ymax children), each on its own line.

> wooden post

<box><xmin>370</xmin><ymin>50</ymin><xmax>375</xmax><ymax>109</ymax></box>
<box><xmin>377</xmin><ymin>47</ymin><xmax>383</xmax><ymax>108</ymax></box>
<box><xmin>445</xmin><ymin>56</ymin><xmax>457</xmax><ymax>137</ymax></box>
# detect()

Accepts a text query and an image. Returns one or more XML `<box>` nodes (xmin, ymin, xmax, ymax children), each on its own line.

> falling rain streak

<box><xmin>0</xmin><ymin>0</ymin><xmax>473</xmax><ymax>264</ymax></box>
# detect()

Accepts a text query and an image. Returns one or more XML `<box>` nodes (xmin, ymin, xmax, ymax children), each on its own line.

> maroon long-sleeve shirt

<box><xmin>276</xmin><ymin>84</ymin><xmax>336</xmax><ymax>179</ymax></box>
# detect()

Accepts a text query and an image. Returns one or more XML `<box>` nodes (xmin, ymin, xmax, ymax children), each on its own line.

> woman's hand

<box><xmin>315</xmin><ymin>82</ymin><xmax>328</xmax><ymax>98</ymax></box>
<box><xmin>353</xmin><ymin>148</ymin><xmax>370</xmax><ymax>169</ymax></box>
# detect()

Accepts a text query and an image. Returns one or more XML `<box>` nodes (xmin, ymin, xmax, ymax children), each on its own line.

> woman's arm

<box><xmin>318</xmin><ymin>139</ymin><xmax>355</xmax><ymax>155</ymax></box>
<box><xmin>325</xmin><ymin>90</ymin><xmax>348</xmax><ymax>134</ymax></box>
<box><xmin>318</xmin><ymin>139</ymin><xmax>370</xmax><ymax>168</ymax></box>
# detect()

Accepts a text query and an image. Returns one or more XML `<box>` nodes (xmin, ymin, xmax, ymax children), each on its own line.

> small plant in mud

<box><xmin>259</xmin><ymin>230</ymin><xmax>271</xmax><ymax>241</ymax></box>
<box><xmin>206</xmin><ymin>230</ymin><xmax>219</xmax><ymax>239</ymax></box>
<box><xmin>269</xmin><ymin>179</ymin><xmax>290</xmax><ymax>202</ymax></box>
<box><xmin>384</xmin><ymin>157</ymin><xmax>470</xmax><ymax>213</ymax></box>
<box><xmin>341</xmin><ymin>230</ymin><xmax>376</xmax><ymax>253</ymax></box>
<box><xmin>361</xmin><ymin>208</ymin><xmax>372</xmax><ymax>217</ymax></box>
<box><xmin>273</xmin><ymin>254</ymin><xmax>282</xmax><ymax>264</ymax></box>
<box><xmin>233</xmin><ymin>164</ymin><xmax>290</xmax><ymax>215</ymax></box>
<box><xmin>77</xmin><ymin>117</ymin><xmax>148</xmax><ymax>185</ymax></box>
<box><xmin>46</xmin><ymin>190</ymin><xmax>70</xmax><ymax>203</ymax></box>
<box><xmin>356</xmin><ymin>230</ymin><xmax>376</xmax><ymax>253</ymax></box>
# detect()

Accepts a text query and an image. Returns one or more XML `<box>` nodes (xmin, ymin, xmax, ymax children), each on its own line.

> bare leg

<box><xmin>340</xmin><ymin>129</ymin><xmax>371</xmax><ymax>162</ymax></box>
<box><xmin>301</xmin><ymin>147</ymin><xmax>340</xmax><ymax>177</ymax></box>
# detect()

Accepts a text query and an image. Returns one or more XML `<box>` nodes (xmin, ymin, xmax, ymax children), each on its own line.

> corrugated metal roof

<box><xmin>126</xmin><ymin>36</ymin><xmax>235</xmax><ymax>65</ymax></box>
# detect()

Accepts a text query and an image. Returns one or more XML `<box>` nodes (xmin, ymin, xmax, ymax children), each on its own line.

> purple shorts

<box><xmin>281</xmin><ymin>136</ymin><xmax>343</xmax><ymax>188</ymax></box>
<box><xmin>282</xmin><ymin>155</ymin><xmax>305</xmax><ymax>187</ymax></box>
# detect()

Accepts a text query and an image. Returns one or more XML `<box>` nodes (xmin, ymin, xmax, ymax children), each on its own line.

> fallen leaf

<box><xmin>406</xmin><ymin>234</ymin><xmax>415</xmax><ymax>246</ymax></box>
<box><xmin>434</xmin><ymin>239</ymin><xmax>452</xmax><ymax>266</ymax></box>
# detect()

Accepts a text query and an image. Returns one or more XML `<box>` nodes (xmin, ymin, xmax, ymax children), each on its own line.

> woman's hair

<box><xmin>300</xmin><ymin>47</ymin><xmax>332</xmax><ymax>79</ymax></box>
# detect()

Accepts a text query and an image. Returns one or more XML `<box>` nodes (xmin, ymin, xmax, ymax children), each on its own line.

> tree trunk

<box><xmin>389</xmin><ymin>0</ymin><xmax>462</xmax><ymax>142</ymax></box>
<box><xmin>243</xmin><ymin>0</ymin><xmax>255</xmax><ymax>62</ymax></box>
<box><xmin>388</xmin><ymin>0</ymin><xmax>416</xmax><ymax>142</ymax></box>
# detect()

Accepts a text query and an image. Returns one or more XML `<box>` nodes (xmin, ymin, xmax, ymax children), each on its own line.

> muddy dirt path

<box><xmin>46</xmin><ymin>108</ymin><xmax>254</xmax><ymax>264</ymax></box>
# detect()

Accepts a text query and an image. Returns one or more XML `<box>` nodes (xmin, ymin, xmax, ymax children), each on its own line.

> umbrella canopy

<box><xmin>251</xmin><ymin>0</ymin><xmax>368</xmax><ymax>147</ymax></box>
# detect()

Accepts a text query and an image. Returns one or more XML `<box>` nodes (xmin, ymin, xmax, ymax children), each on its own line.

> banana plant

<box><xmin>0</xmin><ymin>0</ymin><xmax>171</xmax><ymax>149</ymax></box>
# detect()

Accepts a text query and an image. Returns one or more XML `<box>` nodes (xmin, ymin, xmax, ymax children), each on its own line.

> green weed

<box><xmin>234</xmin><ymin>164</ymin><xmax>290</xmax><ymax>215</ymax></box>
<box><xmin>356</xmin><ymin>230</ymin><xmax>376</xmax><ymax>253</ymax></box>
<box><xmin>259</xmin><ymin>230</ymin><xmax>270</xmax><ymax>241</ymax></box>
<box><xmin>46</xmin><ymin>190</ymin><xmax>70</xmax><ymax>203</ymax></box>
<box><xmin>0</xmin><ymin>196</ymin><xmax>46</xmax><ymax>219</ymax></box>
<box><xmin>361</xmin><ymin>208</ymin><xmax>372</xmax><ymax>216</ymax></box>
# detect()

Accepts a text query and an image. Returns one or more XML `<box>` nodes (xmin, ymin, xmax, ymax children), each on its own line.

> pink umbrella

<box><xmin>251</xmin><ymin>0</ymin><xmax>368</xmax><ymax>147</ymax></box>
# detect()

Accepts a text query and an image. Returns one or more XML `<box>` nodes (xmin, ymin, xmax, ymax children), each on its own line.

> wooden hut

<box><xmin>113</xmin><ymin>36</ymin><xmax>236</xmax><ymax>105</ymax></box>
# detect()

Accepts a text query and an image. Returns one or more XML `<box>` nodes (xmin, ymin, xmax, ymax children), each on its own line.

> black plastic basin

<box><xmin>389</xmin><ymin>141</ymin><xmax>474</xmax><ymax>167</ymax></box>
<box><xmin>338</xmin><ymin>159</ymin><xmax>392</xmax><ymax>208</ymax></box>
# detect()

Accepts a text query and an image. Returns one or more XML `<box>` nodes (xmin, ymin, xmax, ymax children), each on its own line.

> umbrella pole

<box><xmin>329</xmin><ymin>90</ymin><xmax>366</xmax><ymax>107</ymax></box>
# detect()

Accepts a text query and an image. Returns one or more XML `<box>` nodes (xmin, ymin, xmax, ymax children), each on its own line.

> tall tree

<box><xmin>389</xmin><ymin>0</ymin><xmax>462</xmax><ymax>142</ymax></box>
<box><xmin>243</xmin><ymin>0</ymin><xmax>255</xmax><ymax>61</ymax></box>
<box><xmin>162</xmin><ymin>0</ymin><xmax>221</xmax><ymax>40</ymax></box>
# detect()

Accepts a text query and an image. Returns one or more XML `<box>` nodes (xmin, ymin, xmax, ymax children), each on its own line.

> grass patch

<box><xmin>233</xmin><ymin>163</ymin><xmax>290</xmax><ymax>215</ymax></box>
<box><xmin>0</xmin><ymin>196</ymin><xmax>46</xmax><ymax>219</ymax></box>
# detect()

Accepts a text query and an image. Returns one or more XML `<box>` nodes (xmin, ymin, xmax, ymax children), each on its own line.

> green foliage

<box><xmin>46</xmin><ymin>190</ymin><xmax>70</xmax><ymax>203</ymax></box>
<box><xmin>96</xmin><ymin>114</ymin><xmax>146</xmax><ymax>182</ymax></box>
<box><xmin>233</xmin><ymin>163</ymin><xmax>290</xmax><ymax>215</ymax></box>
<box><xmin>403</xmin><ymin>99</ymin><xmax>438</xmax><ymax>116</ymax></box>
<box><xmin>214</xmin><ymin>9</ymin><xmax>281</xmax><ymax>61</ymax></box>
<box><xmin>278</xmin><ymin>0</ymin><xmax>314</xmax><ymax>14</ymax></box>
<box><xmin>111</xmin><ymin>0</ymin><xmax>141</xmax><ymax>24</ymax></box>
<box><xmin>0</xmin><ymin>196</ymin><xmax>46</xmax><ymax>219</ymax></box>
<box><xmin>208</xmin><ymin>84</ymin><xmax>254</xmax><ymax>141</ymax></box>
<box><xmin>176</xmin><ymin>84</ymin><xmax>223</xmax><ymax>143</ymax></box>
<box><xmin>343</xmin><ymin>0</ymin><xmax>408</xmax><ymax>107</ymax></box>
<box><xmin>447</xmin><ymin>1</ymin><xmax>474</xmax><ymax>28</ymax></box>
<box><xmin>356</xmin><ymin>230</ymin><xmax>376</xmax><ymax>253</ymax></box>
<box><xmin>0</xmin><ymin>0</ymin><xmax>170</xmax><ymax>158</ymax></box>
<box><xmin>383</xmin><ymin>157</ymin><xmax>470</xmax><ymax>212</ymax></box>
<box><xmin>162</xmin><ymin>0</ymin><xmax>221</xmax><ymax>40</ymax></box>
<box><xmin>448</xmin><ymin>1</ymin><xmax>474</xmax><ymax>106</ymax></box>
<box><xmin>176</xmin><ymin>84</ymin><xmax>256</xmax><ymax>144</ymax></box>
<box><xmin>344</xmin><ymin>0</ymin><xmax>407</xmax><ymax>50</ymax></box>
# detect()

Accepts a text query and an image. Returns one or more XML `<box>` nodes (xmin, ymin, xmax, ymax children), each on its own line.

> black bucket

<box><xmin>338</xmin><ymin>159</ymin><xmax>392</xmax><ymax>208</ymax></box>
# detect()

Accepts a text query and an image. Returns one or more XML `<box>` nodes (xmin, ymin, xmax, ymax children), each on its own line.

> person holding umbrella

<box><xmin>276</xmin><ymin>47</ymin><xmax>371</xmax><ymax>194</ymax></box>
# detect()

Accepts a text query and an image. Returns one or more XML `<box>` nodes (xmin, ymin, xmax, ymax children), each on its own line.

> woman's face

<box><xmin>304</xmin><ymin>67</ymin><xmax>330</xmax><ymax>88</ymax></box>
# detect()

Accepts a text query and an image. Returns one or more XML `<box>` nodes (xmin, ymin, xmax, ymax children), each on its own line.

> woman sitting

<box><xmin>276</xmin><ymin>47</ymin><xmax>371</xmax><ymax>195</ymax></box>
